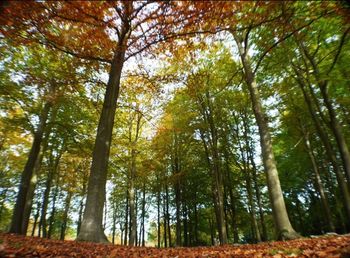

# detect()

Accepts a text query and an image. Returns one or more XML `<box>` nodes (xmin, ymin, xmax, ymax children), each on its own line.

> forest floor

<box><xmin>0</xmin><ymin>233</ymin><xmax>350</xmax><ymax>258</ymax></box>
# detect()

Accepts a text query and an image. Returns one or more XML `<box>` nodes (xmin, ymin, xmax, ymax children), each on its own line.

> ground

<box><xmin>0</xmin><ymin>233</ymin><xmax>350</xmax><ymax>257</ymax></box>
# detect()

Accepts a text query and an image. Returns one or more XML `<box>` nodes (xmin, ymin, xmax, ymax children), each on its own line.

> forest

<box><xmin>0</xmin><ymin>1</ymin><xmax>350</xmax><ymax>256</ymax></box>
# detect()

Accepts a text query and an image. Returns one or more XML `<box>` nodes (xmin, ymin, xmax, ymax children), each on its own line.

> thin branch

<box><xmin>253</xmin><ymin>11</ymin><xmax>334</xmax><ymax>75</ymax></box>
<box><xmin>327</xmin><ymin>26</ymin><xmax>350</xmax><ymax>75</ymax></box>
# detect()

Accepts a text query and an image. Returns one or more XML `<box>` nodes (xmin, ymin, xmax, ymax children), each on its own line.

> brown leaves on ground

<box><xmin>0</xmin><ymin>233</ymin><xmax>349</xmax><ymax>258</ymax></box>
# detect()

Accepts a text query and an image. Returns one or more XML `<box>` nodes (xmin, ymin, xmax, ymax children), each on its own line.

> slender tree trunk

<box><xmin>39</xmin><ymin>147</ymin><xmax>62</xmax><ymax>238</ymax></box>
<box><xmin>188</xmin><ymin>209</ymin><xmax>193</xmax><ymax>246</ymax></box>
<box><xmin>77</xmin><ymin>166</ymin><xmax>88</xmax><ymax>237</ymax></box>
<box><xmin>172</xmin><ymin>131</ymin><xmax>182</xmax><ymax>247</ymax></box>
<box><xmin>206</xmin><ymin>91</ymin><xmax>227</xmax><ymax>244</ymax></box>
<box><xmin>141</xmin><ymin>182</ymin><xmax>146</xmax><ymax>247</ymax></box>
<box><xmin>10</xmin><ymin>102</ymin><xmax>51</xmax><ymax>234</ymax></box>
<box><xmin>294</xmin><ymin>194</ymin><xmax>305</xmax><ymax>234</ymax></box>
<box><xmin>319</xmin><ymin>83</ymin><xmax>350</xmax><ymax>185</ymax></box>
<box><xmin>22</xmin><ymin>165</ymin><xmax>39</xmax><ymax>235</ymax></box>
<box><xmin>298</xmin><ymin>40</ymin><xmax>350</xmax><ymax>185</ymax></box>
<box><xmin>163</xmin><ymin>191</ymin><xmax>167</xmax><ymax>248</ymax></box>
<box><xmin>0</xmin><ymin>189</ymin><xmax>8</xmax><ymax>223</ymax></box>
<box><xmin>128</xmin><ymin>148</ymin><xmax>137</xmax><ymax>246</ymax></box>
<box><xmin>302</xmin><ymin>128</ymin><xmax>335</xmax><ymax>232</ymax></box>
<box><xmin>120</xmin><ymin>223</ymin><xmax>124</xmax><ymax>245</ymax></box>
<box><xmin>197</xmin><ymin>93</ymin><xmax>227</xmax><ymax>244</ymax></box>
<box><xmin>157</xmin><ymin>182</ymin><xmax>161</xmax><ymax>248</ymax></box>
<box><xmin>194</xmin><ymin>203</ymin><xmax>199</xmax><ymax>245</ymax></box>
<box><xmin>209</xmin><ymin>217</ymin><xmax>215</xmax><ymax>246</ymax></box>
<box><xmin>183</xmin><ymin>203</ymin><xmax>188</xmax><ymax>246</ymax></box>
<box><xmin>233</xmin><ymin>33</ymin><xmax>299</xmax><ymax>240</ymax></box>
<box><xmin>77</xmin><ymin>197</ymin><xmax>84</xmax><ymax>237</ymax></box>
<box><xmin>295</xmin><ymin>73</ymin><xmax>350</xmax><ymax>223</ymax></box>
<box><xmin>224</xmin><ymin>150</ymin><xmax>239</xmax><ymax>243</ymax></box>
<box><xmin>77</xmin><ymin>23</ymin><xmax>129</xmax><ymax>242</ymax></box>
<box><xmin>22</xmin><ymin>107</ymin><xmax>57</xmax><ymax>234</ymax></box>
<box><xmin>39</xmin><ymin>171</ymin><xmax>52</xmax><ymax>238</ymax></box>
<box><xmin>245</xmin><ymin>170</ymin><xmax>261</xmax><ymax>242</ymax></box>
<box><xmin>124</xmin><ymin>191</ymin><xmax>129</xmax><ymax>246</ymax></box>
<box><xmin>111</xmin><ymin>202</ymin><xmax>117</xmax><ymax>245</ymax></box>
<box><xmin>31</xmin><ymin>202</ymin><xmax>40</xmax><ymax>236</ymax></box>
<box><xmin>47</xmin><ymin>173</ymin><xmax>61</xmax><ymax>239</ymax></box>
<box><xmin>103</xmin><ymin>197</ymin><xmax>108</xmax><ymax>230</ymax></box>
<box><xmin>60</xmin><ymin>191</ymin><xmax>72</xmax><ymax>240</ymax></box>
<box><xmin>165</xmin><ymin>183</ymin><xmax>172</xmax><ymax>247</ymax></box>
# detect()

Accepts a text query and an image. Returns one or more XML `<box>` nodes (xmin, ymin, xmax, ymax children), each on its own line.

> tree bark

<box><xmin>172</xmin><ymin>131</ymin><xmax>182</xmax><ymax>246</ymax></box>
<box><xmin>223</xmin><ymin>148</ymin><xmax>239</xmax><ymax>243</ymax></box>
<box><xmin>233</xmin><ymin>33</ymin><xmax>299</xmax><ymax>240</ymax></box>
<box><xmin>141</xmin><ymin>181</ymin><xmax>146</xmax><ymax>247</ymax></box>
<box><xmin>197</xmin><ymin>91</ymin><xmax>227</xmax><ymax>244</ymax></box>
<box><xmin>248</xmin><ymin>146</ymin><xmax>268</xmax><ymax>240</ymax></box>
<box><xmin>165</xmin><ymin>183</ymin><xmax>172</xmax><ymax>247</ymax></box>
<box><xmin>9</xmin><ymin>101</ymin><xmax>51</xmax><ymax>234</ymax></box>
<box><xmin>302</xmin><ymin>126</ymin><xmax>335</xmax><ymax>232</ymax></box>
<box><xmin>241</xmin><ymin>113</ymin><xmax>261</xmax><ymax>242</ymax></box>
<box><xmin>22</xmin><ymin>107</ymin><xmax>57</xmax><ymax>234</ymax></box>
<box><xmin>47</xmin><ymin>187</ymin><xmax>59</xmax><ymax>239</ymax></box>
<box><xmin>294</xmin><ymin>71</ymin><xmax>350</xmax><ymax>223</ymax></box>
<box><xmin>77</xmin><ymin>30</ymin><xmax>128</xmax><ymax>242</ymax></box>
<box><xmin>39</xmin><ymin>145</ymin><xmax>63</xmax><ymax>238</ymax></box>
<box><xmin>60</xmin><ymin>191</ymin><xmax>72</xmax><ymax>240</ymax></box>
<box><xmin>157</xmin><ymin>178</ymin><xmax>161</xmax><ymax>248</ymax></box>
<box><xmin>124</xmin><ymin>190</ymin><xmax>129</xmax><ymax>246</ymax></box>
<box><xmin>31</xmin><ymin>202</ymin><xmax>40</xmax><ymax>236</ymax></box>
<box><xmin>163</xmin><ymin>191</ymin><xmax>167</xmax><ymax>247</ymax></box>
<box><xmin>298</xmin><ymin>40</ymin><xmax>350</xmax><ymax>185</ymax></box>
<box><xmin>319</xmin><ymin>83</ymin><xmax>350</xmax><ymax>185</ymax></box>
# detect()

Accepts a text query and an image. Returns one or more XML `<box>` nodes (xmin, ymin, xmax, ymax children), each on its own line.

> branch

<box><xmin>253</xmin><ymin>11</ymin><xmax>333</xmax><ymax>75</ymax></box>
<box><xmin>327</xmin><ymin>26</ymin><xmax>350</xmax><ymax>75</ymax></box>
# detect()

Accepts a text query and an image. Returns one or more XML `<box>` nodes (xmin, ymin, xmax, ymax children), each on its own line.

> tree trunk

<box><xmin>77</xmin><ymin>27</ymin><xmax>128</xmax><ymax>242</ymax></box>
<box><xmin>111</xmin><ymin>201</ymin><xmax>117</xmax><ymax>245</ymax></box>
<box><xmin>319</xmin><ymin>83</ymin><xmax>350</xmax><ymax>185</ymax></box>
<box><xmin>298</xmin><ymin>40</ymin><xmax>350</xmax><ymax>185</ymax></box>
<box><xmin>77</xmin><ymin>197</ymin><xmax>85</xmax><ymax>237</ymax></box>
<box><xmin>128</xmin><ymin>151</ymin><xmax>137</xmax><ymax>246</ymax></box>
<box><xmin>165</xmin><ymin>183</ymin><xmax>172</xmax><ymax>247</ymax></box>
<box><xmin>39</xmin><ymin>146</ymin><xmax>62</xmax><ymax>238</ymax></box>
<box><xmin>248</xmin><ymin>147</ymin><xmax>268</xmax><ymax>241</ymax></box>
<box><xmin>295</xmin><ymin>72</ymin><xmax>350</xmax><ymax>223</ymax></box>
<box><xmin>246</xmin><ymin>170</ymin><xmax>261</xmax><ymax>242</ymax></box>
<box><xmin>124</xmin><ymin>190</ymin><xmax>129</xmax><ymax>246</ymax></box>
<box><xmin>302</xmin><ymin>127</ymin><xmax>335</xmax><ymax>232</ymax></box>
<box><xmin>22</xmin><ymin>107</ymin><xmax>57</xmax><ymax>234</ymax></box>
<box><xmin>223</xmin><ymin>150</ymin><xmax>239</xmax><ymax>243</ymax></box>
<box><xmin>197</xmin><ymin>92</ymin><xmax>227</xmax><ymax>244</ymax></box>
<box><xmin>48</xmin><ymin>172</ymin><xmax>61</xmax><ymax>239</ymax></box>
<box><xmin>241</xmin><ymin>114</ymin><xmax>262</xmax><ymax>242</ymax></box>
<box><xmin>103</xmin><ymin>197</ymin><xmax>108</xmax><ymax>230</ymax></box>
<box><xmin>172</xmin><ymin>131</ymin><xmax>182</xmax><ymax>247</ymax></box>
<box><xmin>0</xmin><ymin>189</ymin><xmax>8</xmax><ymax>222</ymax></box>
<box><xmin>163</xmin><ymin>191</ymin><xmax>167</xmax><ymax>247</ymax></box>
<box><xmin>77</xmin><ymin>165</ymin><xmax>88</xmax><ymax>237</ymax></box>
<box><xmin>183</xmin><ymin>203</ymin><xmax>188</xmax><ymax>246</ymax></box>
<box><xmin>9</xmin><ymin>101</ymin><xmax>51</xmax><ymax>234</ymax></box>
<box><xmin>209</xmin><ymin>217</ymin><xmax>215</xmax><ymax>246</ymax></box>
<box><xmin>233</xmin><ymin>33</ymin><xmax>299</xmax><ymax>240</ymax></box>
<box><xmin>47</xmin><ymin>192</ymin><xmax>58</xmax><ymax>239</ymax></box>
<box><xmin>141</xmin><ymin>182</ymin><xmax>146</xmax><ymax>247</ymax></box>
<box><xmin>194</xmin><ymin>203</ymin><xmax>199</xmax><ymax>245</ymax></box>
<box><xmin>157</xmin><ymin>180</ymin><xmax>161</xmax><ymax>248</ymax></box>
<box><xmin>31</xmin><ymin>202</ymin><xmax>40</xmax><ymax>236</ymax></box>
<box><xmin>60</xmin><ymin>191</ymin><xmax>72</xmax><ymax>240</ymax></box>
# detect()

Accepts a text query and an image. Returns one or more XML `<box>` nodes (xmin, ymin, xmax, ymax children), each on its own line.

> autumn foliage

<box><xmin>1</xmin><ymin>233</ymin><xmax>350</xmax><ymax>258</ymax></box>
